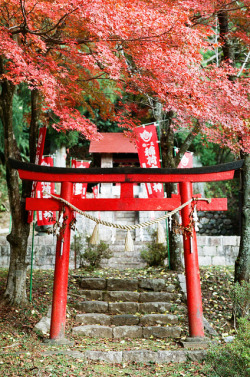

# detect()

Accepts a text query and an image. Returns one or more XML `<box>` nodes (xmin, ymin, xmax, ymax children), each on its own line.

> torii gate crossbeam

<box><xmin>9</xmin><ymin>158</ymin><xmax>243</xmax><ymax>342</ymax></box>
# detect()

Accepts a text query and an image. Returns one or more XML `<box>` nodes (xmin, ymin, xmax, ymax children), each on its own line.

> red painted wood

<box><xmin>120</xmin><ymin>183</ymin><xmax>134</xmax><ymax>198</ymax></box>
<box><xmin>26</xmin><ymin>197</ymin><xmax>181</xmax><ymax>212</ymax></box>
<box><xmin>17</xmin><ymin>169</ymin><xmax>235</xmax><ymax>183</ymax></box>
<box><xmin>195</xmin><ymin>198</ymin><xmax>227</xmax><ymax>211</ymax></box>
<box><xmin>25</xmin><ymin>196</ymin><xmax>227</xmax><ymax>212</ymax></box>
<box><xmin>50</xmin><ymin>181</ymin><xmax>73</xmax><ymax>340</ymax></box>
<box><xmin>180</xmin><ymin>181</ymin><xmax>204</xmax><ymax>338</ymax></box>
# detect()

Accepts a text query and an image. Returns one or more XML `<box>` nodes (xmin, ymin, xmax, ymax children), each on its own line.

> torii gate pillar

<box><xmin>50</xmin><ymin>181</ymin><xmax>73</xmax><ymax>340</ymax></box>
<box><xmin>180</xmin><ymin>182</ymin><xmax>204</xmax><ymax>337</ymax></box>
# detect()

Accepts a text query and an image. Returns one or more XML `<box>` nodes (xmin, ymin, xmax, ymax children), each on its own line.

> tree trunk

<box><xmin>217</xmin><ymin>10</ymin><xmax>234</xmax><ymax>64</ymax></box>
<box><xmin>160</xmin><ymin>117</ymin><xmax>184</xmax><ymax>270</ymax></box>
<box><xmin>235</xmin><ymin>154</ymin><xmax>250</xmax><ymax>283</ymax></box>
<box><xmin>160</xmin><ymin>113</ymin><xmax>200</xmax><ymax>271</ymax></box>
<box><xmin>0</xmin><ymin>59</ymin><xmax>30</xmax><ymax>306</ymax></box>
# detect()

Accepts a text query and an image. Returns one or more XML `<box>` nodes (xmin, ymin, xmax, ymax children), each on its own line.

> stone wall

<box><xmin>197</xmin><ymin>211</ymin><xmax>238</xmax><ymax>236</ymax></box>
<box><xmin>0</xmin><ymin>234</ymin><xmax>240</xmax><ymax>270</ymax></box>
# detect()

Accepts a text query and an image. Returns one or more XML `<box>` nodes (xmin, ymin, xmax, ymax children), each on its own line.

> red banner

<box><xmin>36</xmin><ymin>156</ymin><xmax>56</xmax><ymax>226</ymax></box>
<box><xmin>176</xmin><ymin>149</ymin><xmax>193</xmax><ymax>169</ymax></box>
<box><xmin>135</xmin><ymin>124</ymin><xmax>164</xmax><ymax>198</ymax></box>
<box><xmin>92</xmin><ymin>184</ymin><xmax>99</xmax><ymax>198</ymax></box>
<box><xmin>71</xmin><ymin>159</ymin><xmax>90</xmax><ymax>198</ymax></box>
<box><xmin>27</xmin><ymin>127</ymin><xmax>47</xmax><ymax>223</ymax></box>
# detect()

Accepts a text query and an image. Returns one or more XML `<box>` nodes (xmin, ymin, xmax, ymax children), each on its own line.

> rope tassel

<box><xmin>156</xmin><ymin>222</ymin><xmax>165</xmax><ymax>244</ymax></box>
<box><xmin>125</xmin><ymin>230</ymin><xmax>134</xmax><ymax>252</ymax></box>
<box><xmin>89</xmin><ymin>223</ymin><xmax>100</xmax><ymax>245</ymax></box>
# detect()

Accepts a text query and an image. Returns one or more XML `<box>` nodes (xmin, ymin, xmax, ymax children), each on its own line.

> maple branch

<box><xmin>26</xmin><ymin>1</ymin><xmax>39</xmax><ymax>18</ymax></box>
<box><xmin>201</xmin><ymin>51</ymin><xmax>223</xmax><ymax>66</ymax></box>
<box><xmin>32</xmin><ymin>8</ymin><xmax>79</xmax><ymax>36</ymax></box>
<box><xmin>237</xmin><ymin>50</ymin><xmax>250</xmax><ymax>77</ymax></box>
<box><xmin>19</xmin><ymin>0</ymin><xmax>27</xmax><ymax>29</ymax></box>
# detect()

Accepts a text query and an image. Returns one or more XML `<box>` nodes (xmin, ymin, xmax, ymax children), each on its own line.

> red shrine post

<box><xmin>9</xmin><ymin>158</ymin><xmax>243</xmax><ymax>341</ymax></box>
<box><xmin>50</xmin><ymin>181</ymin><xmax>73</xmax><ymax>339</ymax></box>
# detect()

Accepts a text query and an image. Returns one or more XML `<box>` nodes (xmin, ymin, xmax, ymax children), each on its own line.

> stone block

<box><xmin>138</xmin><ymin>278</ymin><xmax>166</xmax><ymax>291</ymax></box>
<box><xmin>140</xmin><ymin>314</ymin><xmax>178</xmax><ymax>326</ymax></box>
<box><xmin>197</xmin><ymin>236</ymin><xmax>207</xmax><ymax>246</ymax></box>
<box><xmin>72</xmin><ymin>325</ymin><xmax>112</xmax><ymax>338</ymax></box>
<box><xmin>143</xmin><ymin>326</ymin><xmax>182</xmax><ymax>339</ymax></box>
<box><xmin>236</xmin><ymin>237</ymin><xmax>240</xmax><ymax>246</ymax></box>
<box><xmin>0</xmin><ymin>236</ymin><xmax>8</xmax><ymax>246</ymax></box>
<box><xmin>211</xmin><ymin>256</ymin><xmax>226</xmax><ymax>266</ymax></box>
<box><xmin>207</xmin><ymin>237</ymin><xmax>222</xmax><ymax>247</ymax></box>
<box><xmin>34</xmin><ymin>316</ymin><xmax>50</xmax><ymax>336</ymax></box>
<box><xmin>231</xmin><ymin>246</ymin><xmax>239</xmax><ymax>257</ymax></box>
<box><xmin>109</xmin><ymin>302</ymin><xmax>139</xmax><ymax>314</ymax></box>
<box><xmin>165</xmin><ymin>284</ymin><xmax>175</xmax><ymax>293</ymax></box>
<box><xmin>81</xmin><ymin>290</ymin><xmax>103</xmax><ymax>301</ymax></box>
<box><xmin>222</xmin><ymin>236</ymin><xmax>237</xmax><ymax>246</ymax></box>
<box><xmin>198</xmin><ymin>256</ymin><xmax>212</xmax><ymax>266</ymax></box>
<box><xmin>139</xmin><ymin>292</ymin><xmax>174</xmax><ymax>303</ymax></box>
<box><xmin>75</xmin><ymin>313</ymin><xmax>111</xmax><ymax>326</ymax></box>
<box><xmin>103</xmin><ymin>291</ymin><xmax>140</xmax><ymax>302</ymax></box>
<box><xmin>225</xmin><ymin>257</ymin><xmax>234</xmax><ymax>265</ymax></box>
<box><xmin>113</xmin><ymin>326</ymin><xmax>142</xmax><ymax>339</ymax></box>
<box><xmin>139</xmin><ymin>302</ymin><xmax>172</xmax><ymax>314</ymax></box>
<box><xmin>112</xmin><ymin>314</ymin><xmax>140</xmax><ymax>326</ymax></box>
<box><xmin>107</xmin><ymin>278</ymin><xmax>138</xmax><ymax>291</ymax></box>
<box><xmin>79</xmin><ymin>278</ymin><xmax>107</xmax><ymax>290</ymax></box>
<box><xmin>75</xmin><ymin>301</ymin><xmax>108</xmax><ymax>313</ymax></box>
<box><xmin>185</xmin><ymin>350</ymin><xmax>207</xmax><ymax>362</ymax></box>
<box><xmin>156</xmin><ymin>350</ymin><xmax>186</xmax><ymax>363</ymax></box>
<box><xmin>216</xmin><ymin>245</ymin><xmax>225</xmax><ymax>256</ymax></box>
<box><xmin>1</xmin><ymin>245</ymin><xmax>9</xmax><ymax>256</ymax></box>
<box><xmin>123</xmin><ymin>350</ymin><xmax>157</xmax><ymax>363</ymax></box>
<box><xmin>203</xmin><ymin>246</ymin><xmax>216</xmax><ymax>256</ymax></box>
<box><xmin>85</xmin><ymin>351</ymin><xmax>122</xmax><ymax>363</ymax></box>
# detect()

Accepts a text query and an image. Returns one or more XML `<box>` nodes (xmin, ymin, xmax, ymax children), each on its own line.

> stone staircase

<box><xmin>101</xmin><ymin>242</ymin><xmax>147</xmax><ymax>270</ymax></box>
<box><xmin>72</xmin><ymin>277</ymin><xmax>187</xmax><ymax>340</ymax></box>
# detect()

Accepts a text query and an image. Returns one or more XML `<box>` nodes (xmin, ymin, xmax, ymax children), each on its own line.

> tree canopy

<box><xmin>0</xmin><ymin>0</ymin><xmax>249</xmax><ymax>152</ymax></box>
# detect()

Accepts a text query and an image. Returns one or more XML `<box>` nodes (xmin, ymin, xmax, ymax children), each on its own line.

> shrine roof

<box><xmin>89</xmin><ymin>133</ymin><xmax>137</xmax><ymax>154</ymax></box>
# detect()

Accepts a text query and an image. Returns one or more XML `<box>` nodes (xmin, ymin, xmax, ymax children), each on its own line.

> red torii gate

<box><xmin>9</xmin><ymin>158</ymin><xmax>243</xmax><ymax>342</ymax></box>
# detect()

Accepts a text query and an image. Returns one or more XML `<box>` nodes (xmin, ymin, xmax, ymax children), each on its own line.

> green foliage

<box><xmin>204</xmin><ymin>318</ymin><xmax>250</xmax><ymax>377</ymax></box>
<box><xmin>176</xmin><ymin>132</ymin><xmax>234</xmax><ymax>167</ymax></box>
<box><xmin>73</xmin><ymin>234</ymin><xmax>112</xmax><ymax>269</ymax></box>
<box><xmin>141</xmin><ymin>231</ymin><xmax>167</xmax><ymax>267</ymax></box>
<box><xmin>230</xmin><ymin>281</ymin><xmax>250</xmax><ymax>323</ymax></box>
<box><xmin>0</xmin><ymin>84</ymin><xmax>31</xmax><ymax>161</ymax></box>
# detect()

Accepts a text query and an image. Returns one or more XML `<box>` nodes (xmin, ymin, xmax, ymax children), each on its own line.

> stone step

<box><xmin>75</xmin><ymin>301</ymin><xmax>184</xmax><ymax>314</ymax></box>
<box><xmin>109</xmin><ymin>245</ymin><xmax>145</xmax><ymax>253</ymax></box>
<box><xmin>110</xmin><ymin>252</ymin><xmax>143</xmax><ymax>258</ymax></box>
<box><xmin>77</xmin><ymin>277</ymin><xmax>177</xmax><ymax>292</ymax></box>
<box><xmin>79</xmin><ymin>290</ymin><xmax>177</xmax><ymax>302</ymax></box>
<box><xmin>102</xmin><ymin>257</ymin><xmax>144</xmax><ymax>265</ymax></box>
<box><xmin>75</xmin><ymin>313</ymin><xmax>179</xmax><ymax>326</ymax></box>
<box><xmin>43</xmin><ymin>349</ymin><xmax>206</xmax><ymax>364</ymax></box>
<box><xmin>101</xmin><ymin>262</ymin><xmax>147</xmax><ymax>270</ymax></box>
<box><xmin>72</xmin><ymin>324</ymin><xmax>182</xmax><ymax>339</ymax></box>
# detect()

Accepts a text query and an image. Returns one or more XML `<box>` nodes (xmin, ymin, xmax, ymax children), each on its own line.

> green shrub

<box><xmin>230</xmin><ymin>281</ymin><xmax>250</xmax><ymax>325</ymax></box>
<box><xmin>81</xmin><ymin>237</ymin><xmax>112</xmax><ymax>269</ymax></box>
<box><xmin>140</xmin><ymin>230</ymin><xmax>167</xmax><ymax>267</ymax></box>
<box><xmin>204</xmin><ymin>318</ymin><xmax>250</xmax><ymax>377</ymax></box>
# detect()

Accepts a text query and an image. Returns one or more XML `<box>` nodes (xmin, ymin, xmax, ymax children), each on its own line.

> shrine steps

<box><xmin>71</xmin><ymin>277</ymin><xmax>187</xmax><ymax>340</ymax></box>
<box><xmin>100</xmin><ymin>242</ymin><xmax>147</xmax><ymax>270</ymax></box>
